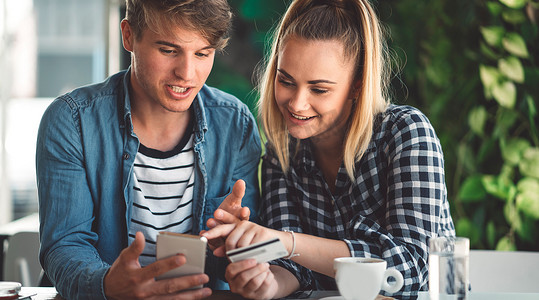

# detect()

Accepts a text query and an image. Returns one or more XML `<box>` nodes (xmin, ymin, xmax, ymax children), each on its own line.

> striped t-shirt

<box><xmin>128</xmin><ymin>128</ymin><xmax>195</xmax><ymax>267</ymax></box>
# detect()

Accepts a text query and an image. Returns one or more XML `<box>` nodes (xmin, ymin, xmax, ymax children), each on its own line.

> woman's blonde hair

<box><xmin>258</xmin><ymin>0</ymin><xmax>391</xmax><ymax>179</ymax></box>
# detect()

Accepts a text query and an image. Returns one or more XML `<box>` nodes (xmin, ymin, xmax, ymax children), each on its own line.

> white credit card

<box><xmin>226</xmin><ymin>237</ymin><xmax>288</xmax><ymax>263</ymax></box>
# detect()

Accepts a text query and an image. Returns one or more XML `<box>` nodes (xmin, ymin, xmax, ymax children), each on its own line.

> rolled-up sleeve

<box><xmin>36</xmin><ymin>97</ymin><xmax>110</xmax><ymax>300</ymax></box>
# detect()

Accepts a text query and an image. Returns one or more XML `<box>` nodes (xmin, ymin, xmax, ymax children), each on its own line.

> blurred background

<box><xmin>0</xmin><ymin>0</ymin><xmax>538</xmax><ymax>251</ymax></box>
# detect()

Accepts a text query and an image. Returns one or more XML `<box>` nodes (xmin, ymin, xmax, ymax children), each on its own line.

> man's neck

<box><xmin>131</xmin><ymin>104</ymin><xmax>192</xmax><ymax>152</ymax></box>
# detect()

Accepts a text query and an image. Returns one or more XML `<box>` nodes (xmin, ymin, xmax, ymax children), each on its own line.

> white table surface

<box><xmin>309</xmin><ymin>291</ymin><xmax>539</xmax><ymax>299</ymax></box>
<box><xmin>416</xmin><ymin>291</ymin><xmax>539</xmax><ymax>300</ymax></box>
<box><xmin>20</xmin><ymin>287</ymin><xmax>539</xmax><ymax>300</ymax></box>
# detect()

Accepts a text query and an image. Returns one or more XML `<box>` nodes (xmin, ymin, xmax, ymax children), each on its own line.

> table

<box><xmin>17</xmin><ymin>287</ymin><xmax>60</xmax><ymax>300</ymax></box>
<box><xmin>0</xmin><ymin>213</ymin><xmax>40</xmax><ymax>281</ymax></box>
<box><xmin>18</xmin><ymin>287</ymin><xmax>539</xmax><ymax>300</ymax></box>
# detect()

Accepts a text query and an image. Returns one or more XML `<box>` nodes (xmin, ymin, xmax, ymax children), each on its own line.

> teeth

<box><xmin>291</xmin><ymin>112</ymin><xmax>312</xmax><ymax>120</ymax></box>
<box><xmin>170</xmin><ymin>86</ymin><xmax>188</xmax><ymax>93</ymax></box>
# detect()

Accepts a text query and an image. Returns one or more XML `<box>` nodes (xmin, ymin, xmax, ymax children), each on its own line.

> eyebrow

<box><xmin>277</xmin><ymin>69</ymin><xmax>337</xmax><ymax>85</ymax></box>
<box><xmin>156</xmin><ymin>41</ymin><xmax>214</xmax><ymax>51</ymax></box>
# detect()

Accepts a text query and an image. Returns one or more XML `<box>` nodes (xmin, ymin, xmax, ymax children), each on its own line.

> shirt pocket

<box><xmin>202</xmin><ymin>187</ymin><xmax>232</xmax><ymax>228</ymax></box>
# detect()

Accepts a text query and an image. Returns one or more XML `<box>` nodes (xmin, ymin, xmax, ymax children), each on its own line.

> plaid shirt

<box><xmin>261</xmin><ymin>105</ymin><xmax>455</xmax><ymax>298</ymax></box>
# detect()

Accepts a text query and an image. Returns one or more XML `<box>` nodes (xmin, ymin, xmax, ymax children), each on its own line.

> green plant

<box><xmin>213</xmin><ymin>0</ymin><xmax>539</xmax><ymax>250</ymax></box>
<box><xmin>379</xmin><ymin>0</ymin><xmax>539</xmax><ymax>250</ymax></box>
<box><xmin>458</xmin><ymin>0</ymin><xmax>539</xmax><ymax>250</ymax></box>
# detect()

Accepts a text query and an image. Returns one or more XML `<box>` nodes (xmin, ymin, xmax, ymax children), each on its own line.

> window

<box><xmin>0</xmin><ymin>0</ymin><xmax>122</xmax><ymax>223</ymax></box>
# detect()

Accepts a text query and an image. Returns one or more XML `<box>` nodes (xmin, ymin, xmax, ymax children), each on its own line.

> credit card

<box><xmin>226</xmin><ymin>237</ymin><xmax>288</xmax><ymax>263</ymax></box>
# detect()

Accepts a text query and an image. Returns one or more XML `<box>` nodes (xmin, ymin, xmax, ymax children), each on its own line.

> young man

<box><xmin>35</xmin><ymin>1</ymin><xmax>261</xmax><ymax>299</ymax></box>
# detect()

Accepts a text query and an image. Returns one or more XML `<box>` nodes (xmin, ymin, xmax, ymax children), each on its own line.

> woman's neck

<box><xmin>311</xmin><ymin>132</ymin><xmax>345</xmax><ymax>194</ymax></box>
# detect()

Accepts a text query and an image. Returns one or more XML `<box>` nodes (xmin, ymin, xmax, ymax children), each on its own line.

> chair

<box><xmin>3</xmin><ymin>231</ymin><xmax>43</xmax><ymax>287</ymax></box>
<box><xmin>469</xmin><ymin>250</ymin><xmax>539</xmax><ymax>293</ymax></box>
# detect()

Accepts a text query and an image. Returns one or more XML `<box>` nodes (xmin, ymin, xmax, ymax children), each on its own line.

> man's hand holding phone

<box><xmin>103</xmin><ymin>232</ymin><xmax>211</xmax><ymax>300</ymax></box>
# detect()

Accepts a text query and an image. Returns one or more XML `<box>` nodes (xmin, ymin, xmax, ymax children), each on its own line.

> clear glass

<box><xmin>429</xmin><ymin>237</ymin><xmax>470</xmax><ymax>300</ymax></box>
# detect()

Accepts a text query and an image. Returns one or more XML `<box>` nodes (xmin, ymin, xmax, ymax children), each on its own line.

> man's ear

<box><xmin>120</xmin><ymin>19</ymin><xmax>134</xmax><ymax>52</ymax></box>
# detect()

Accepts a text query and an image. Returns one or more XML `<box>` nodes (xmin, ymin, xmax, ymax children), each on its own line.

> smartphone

<box><xmin>155</xmin><ymin>231</ymin><xmax>207</xmax><ymax>285</ymax></box>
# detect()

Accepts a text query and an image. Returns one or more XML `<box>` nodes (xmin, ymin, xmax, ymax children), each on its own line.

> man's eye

<box><xmin>159</xmin><ymin>48</ymin><xmax>174</xmax><ymax>54</ymax></box>
<box><xmin>195</xmin><ymin>52</ymin><xmax>209</xmax><ymax>58</ymax></box>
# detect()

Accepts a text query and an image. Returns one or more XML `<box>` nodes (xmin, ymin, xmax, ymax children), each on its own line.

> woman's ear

<box><xmin>349</xmin><ymin>80</ymin><xmax>361</xmax><ymax>100</ymax></box>
<box><xmin>120</xmin><ymin>19</ymin><xmax>134</xmax><ymax>52</ymax></box>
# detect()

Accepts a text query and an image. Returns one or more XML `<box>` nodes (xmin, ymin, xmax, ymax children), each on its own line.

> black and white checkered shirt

<box><xmin>261</xmin><ymin>105</ymin><xmax>455</xmax><ymax>298</ymax></box>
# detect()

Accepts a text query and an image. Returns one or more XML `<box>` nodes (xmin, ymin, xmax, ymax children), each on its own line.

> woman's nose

<box><xmin>288</xmin><ymin>89</ymin><xmax>310</xmax><ymax>112</ymax></box>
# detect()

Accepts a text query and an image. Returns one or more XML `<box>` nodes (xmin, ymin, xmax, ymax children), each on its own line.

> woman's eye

<box><xmin>278</xmin><ymin>79</ymin><xmax>294</xmax><ymax>87</ymax></box>
<box><xmin>312</xmin><ymin>88</ymin><xmax>328</xmax><ymax>94</ymax></box>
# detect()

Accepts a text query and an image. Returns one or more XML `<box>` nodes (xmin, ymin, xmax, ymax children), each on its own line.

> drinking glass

<box><xmin>429</xmin><ymin>237</ymin><xmax>469</xmax><ymax>300</ymax></box>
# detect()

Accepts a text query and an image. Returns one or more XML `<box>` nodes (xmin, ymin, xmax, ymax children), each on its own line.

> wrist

<box><xmin>270</xmin><ymin>265</ymin><xmax>300</xmax><ymax>298</ymax></box>
<box><xmin>283</xmin><ymin>230</ymin><xmax>300</xmax><ymax>259</ymax></box>
<box><xmin>278</xmin><ymin>230</ymin><xmax>292</xmax><ymax>254</ymax></box>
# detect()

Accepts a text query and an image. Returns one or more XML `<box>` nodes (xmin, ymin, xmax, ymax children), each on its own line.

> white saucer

<box><xmin>319</xmin><ymin>297</ymin><xmax>345</xmax><ymax>300</ymax></box>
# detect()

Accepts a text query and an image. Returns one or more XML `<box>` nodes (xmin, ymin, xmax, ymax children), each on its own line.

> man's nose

<box><xmin>174</xmin><ymin>55</ymin><xmax>195</xmax><ymax>81</ymax></box>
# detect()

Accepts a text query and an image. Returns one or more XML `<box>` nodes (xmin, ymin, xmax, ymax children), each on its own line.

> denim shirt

<box><xmin>36</xmin><ymin>70</ymin><xmax>261</xmax><ymax>299</ymax></box>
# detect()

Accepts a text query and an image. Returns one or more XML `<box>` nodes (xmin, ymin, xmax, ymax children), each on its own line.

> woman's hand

<box><xmin>225</xmin><ymin>259</ymin><xmax>279</xmax><ymax>300</ymax></box>
<box><xmin>202</xmin><ymin>220</ymin><xmax>284</xmax><ymax>256</ymax></box>
<box><xmin>203</xmin><ymin>222</ymin><xmax>301</xmax><ymax>299</ymax></box>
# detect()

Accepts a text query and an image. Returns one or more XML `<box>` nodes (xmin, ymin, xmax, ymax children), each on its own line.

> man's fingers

<box><xmin>214</xmin><ymin>209</ymin><xmax>241</xmax><ymax>224</ymax></box>
<box><xmin>240</xmin><ymin>206</ymin><xmax>250</xmax><ymax>221</ymax></box>
<box><xmin>228</xmin><ymin>179</ymin><xmax>246</xmax><ymax>206</ymax></box>
<box><xmin>141</xmin><ymin>254</ymin><xmax>186</xmax><ymax>280</ymax></box>
<box><xmin>232</xmin><ymin>179</ymin><xmax>246</xmax><ymax>199</ymax></box>
<box><xmin>159</xmin><ymin>287</ymin><xmax>212</xmax><ymax>300</ymax></box>
<box><xmin>202</xmin><ymin>223</ymin><xmax>236</xmax><ymax>240</ymax></box>
<box><xmin>214</xmin><ymin>207</ymin><xmax>250</xmax><ymax>223</ymax></box>
<box><xmin>212</xmin><ymin>245</ymin><xmax>227</xmax><ymax>257</ymax></box>
<box><xmin>153</xmin><ymin>274</ymin><xmax>210</xmax><ymax>297</ymax></box>
<box><xmin>173</xmin><ymin>287</ymin><xmax>212</xmax><ymax>300</ymax></box>
<box><xmin>206</xmin><ymin>217</ymin><xmax>219</xmax><ymax>228</ymax></box>
<box><xmin>122</xmin><ymin>231</ymin><xmax>146</xmax><ymax>262</ymax></box>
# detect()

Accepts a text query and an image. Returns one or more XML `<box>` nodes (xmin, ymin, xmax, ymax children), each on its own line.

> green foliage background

<box><xmin>208</xmin><ymin>0</ymin><xmax>539</xmax><ymax>251</ymax></box>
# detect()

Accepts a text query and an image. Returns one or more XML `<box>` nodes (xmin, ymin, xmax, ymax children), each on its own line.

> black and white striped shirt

<box><xmin>128</xmin><ymin>131</ymin><xmax>195</xmax><ymax>267</ymax></box>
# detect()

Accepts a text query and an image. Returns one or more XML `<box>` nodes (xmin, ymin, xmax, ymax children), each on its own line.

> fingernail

<box><xmin>216</xmin><ymin>210</ymin><xmax>223</xmax><ymax>218</ymax></box>
<box><xmin>202</xmin><ymin>288</ymin><xmax>211</xmax><ymax>297</ymax></box>
<box><xmin>175</xmin><ymin>254</ymin><xmax>184</xmax><ymax>264</ymax></box>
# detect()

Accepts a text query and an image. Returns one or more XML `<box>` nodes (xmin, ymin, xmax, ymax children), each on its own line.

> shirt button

<box><xmin>122</xmin><ymin>153</ymin><xmax>130</xmax><ymax>160</ymax></box>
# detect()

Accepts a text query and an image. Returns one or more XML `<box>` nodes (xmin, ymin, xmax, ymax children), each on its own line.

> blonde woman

<box><xmin>203</xmin><ymin>0</ymin><xmax>455</xmax><ymax>298</ymax></box>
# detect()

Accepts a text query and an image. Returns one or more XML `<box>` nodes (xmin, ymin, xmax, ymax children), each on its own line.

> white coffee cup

<box><xmin>334</xmin><ymin>257</ymin><xmax>404</xmax><ymax>300</ymax></box>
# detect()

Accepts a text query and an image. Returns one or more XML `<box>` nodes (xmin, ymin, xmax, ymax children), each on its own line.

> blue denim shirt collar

<box><xmin>192</xmin><ymin>91</ymin><xmax>208</xmax><ymax>145</ymax></box>
<box><xmin>121</xmin><ymin>68</ymin><xmax>134</xmax><ymax>134</ymax></box>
